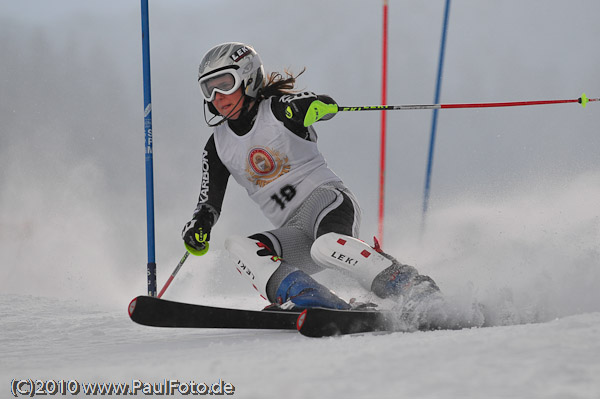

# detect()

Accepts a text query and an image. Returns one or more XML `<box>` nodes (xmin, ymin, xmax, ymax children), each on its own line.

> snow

<box><xmin>3</xmin><ymin>295</ymin><xmax>600</xmax><ymax>399</ymax></box>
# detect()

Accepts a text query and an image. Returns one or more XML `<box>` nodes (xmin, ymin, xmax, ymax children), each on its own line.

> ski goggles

<box><xmin>198</xmin><ymin>69</ymin><xmax>242</xmax><ymax>102</ymax></box>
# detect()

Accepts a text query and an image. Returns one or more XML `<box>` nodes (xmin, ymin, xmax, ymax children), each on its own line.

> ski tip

<box><xmin>296</xmin><ymin>309</ymin><xmax>308</xmax><ymax>331</ymax></box>
<box><xmin>128</xmin><ymin>297</ymin><xmax>139</xmax><ymax>317</ymax></box>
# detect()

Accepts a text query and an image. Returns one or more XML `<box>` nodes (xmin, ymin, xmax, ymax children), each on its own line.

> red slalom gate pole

<box><xmin>378</xmin><ymin>0</ymin><xmax>389</xmax><ymax>245</ymax></box>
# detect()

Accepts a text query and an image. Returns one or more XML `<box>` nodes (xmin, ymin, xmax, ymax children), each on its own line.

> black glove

<box><xmin>182</xmin><ymin>206</ymin><xmax>216</xmax><ymax>256</ymax></box>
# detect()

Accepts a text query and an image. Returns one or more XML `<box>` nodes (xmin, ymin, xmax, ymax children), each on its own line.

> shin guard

<box><xmin>225</xmin><ymin>235</ymin><xmax>282</xmax><ymax>301</ymax></box>
<box><xmin>310</xmin><ymin>232</ymin><xmax>393</xmax><ymax>290</ymax></box>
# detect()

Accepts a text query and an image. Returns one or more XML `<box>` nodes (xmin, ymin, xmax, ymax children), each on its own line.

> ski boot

<box><xmin>370</xmin><ymin>254</ymin><xmax>440</xmax><ymax>301</ymax></box>
<box><xmin>273</xmin><ymin>270</ymin><xmax>351</xmax><ymax>311</ymax></box>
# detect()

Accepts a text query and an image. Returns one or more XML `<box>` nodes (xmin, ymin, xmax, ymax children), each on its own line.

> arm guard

<box><xmin>271</xmin><ymin>93</ymin><xmax>338</xmax><ymax>138</ymax></box>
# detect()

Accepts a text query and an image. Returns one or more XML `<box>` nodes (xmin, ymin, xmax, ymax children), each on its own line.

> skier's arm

<box><xmin>271</xmin><ymin>92</ymin><xmax>339</xmax><ymax>138</ymax></box>
<box><xmin>193</xmin><ymin>134</ymin><xmax>229</xmax><ymax>218</ymax></box>
<box><xmin>182</xmin><ymin>134</ymin><xmax>230</xmax><ymax>255</ymax></box>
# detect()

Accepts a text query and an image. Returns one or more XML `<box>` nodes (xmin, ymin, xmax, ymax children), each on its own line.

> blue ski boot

<box><xmin>371</xmin><ymin>251</ymin><xmax>441</xmax><ymax>302</ymax></box>
<box><xmin>274</xmin><ymin>270</ymin><xmax>351</xmax><ymax>310</ymax></box>
<box><xmin>371</xmin><ymin>250</ymin><xmax>447</xmax><ymax>328</ymax></box>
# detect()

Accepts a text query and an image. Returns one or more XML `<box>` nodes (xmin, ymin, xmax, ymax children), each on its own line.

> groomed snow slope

<box><xmin>2</xmin><ymin>295</ymin><xmax>599</xmax><ymax>399</ymax></box>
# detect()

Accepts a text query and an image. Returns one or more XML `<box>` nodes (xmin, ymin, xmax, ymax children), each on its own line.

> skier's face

<box><xmin>212</xmin><ymin>88</ymin><xmax>244</xmax><ymax>120</ymax></box>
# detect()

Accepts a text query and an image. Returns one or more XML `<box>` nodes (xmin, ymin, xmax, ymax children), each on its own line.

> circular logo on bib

<box><xmin>245</xmin><ymin>147</ymin><xmax>291</xmax><ymax>187</ymax></box>
<box><xmin>248</xmin><ymin>148</ymin><xmax>276</xmax><ymax>175</ymax></box>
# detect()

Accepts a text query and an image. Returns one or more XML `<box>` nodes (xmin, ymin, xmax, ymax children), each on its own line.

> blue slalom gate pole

<box><xmin>141</xmin><ymin>0</ymin><xmax>157</xmax><ymax>296</ymax></box>
<box><xmin>422</xmin><ymin>0</ymin><xmax>451</xmax><ymax>232</ymax></box>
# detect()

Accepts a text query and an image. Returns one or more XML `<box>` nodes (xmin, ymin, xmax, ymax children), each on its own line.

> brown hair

<box><xmin>259</xmin><ymin>68</ymin><xmax>306</xmax><ymax>99</ymax></box>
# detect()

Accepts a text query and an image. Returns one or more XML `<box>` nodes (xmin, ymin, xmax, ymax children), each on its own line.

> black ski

<box><xmin>296</xmin><ymin>307</ymin><xmax>400</xmax><ymax>337</ymax></box>
<box><xmin>129</xmin><ymin>296</ymin><xmax>478</xmax><ymax>337</ymax></box>
<box><xmin>128</xmin><ymin>296</ymin><xmax>300</xmax><ymax>330</ymax></box>
<box><xmin>296</xmin><ymin>306</ymin><xmax>466</xmax><ymax>337</ymax></box>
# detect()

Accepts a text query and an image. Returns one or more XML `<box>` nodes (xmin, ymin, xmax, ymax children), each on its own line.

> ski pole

<box><xmin>157</xmin><ymin>251</ymin><xmax>190</xmax><ymax>299</ymax></box>
<box><xmin>337</xmin><ymin>93</ymin><xmax>597</xmax><ymax>112</ymax></box>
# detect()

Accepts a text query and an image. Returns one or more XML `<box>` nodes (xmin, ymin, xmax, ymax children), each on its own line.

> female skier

<box><xmin>182</xmin><ymin>42</ymin><xmax>439</xmax><ymax>310</ymax></box>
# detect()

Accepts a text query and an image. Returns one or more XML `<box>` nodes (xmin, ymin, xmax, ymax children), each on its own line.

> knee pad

<box><xmin>310</xmin><ymin>232</ymin><xmax>393</xmax><ymax>290</ymax></box>
<box><xmin>225</xmin><ymin>235</ymin><xmax>282</xmax><ymax>301</ymax></box>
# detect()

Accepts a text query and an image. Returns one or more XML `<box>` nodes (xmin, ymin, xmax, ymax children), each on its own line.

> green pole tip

<box><xmin>580</xmin><ymin>93</ymin><xmax>588</xmax><ymax>108</ymax></box>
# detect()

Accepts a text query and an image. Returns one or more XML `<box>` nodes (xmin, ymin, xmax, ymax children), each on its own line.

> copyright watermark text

<box><xmin>10</xmin><ymin>379</ymin><xmax>235</xmax><ymax>397</ymax></box>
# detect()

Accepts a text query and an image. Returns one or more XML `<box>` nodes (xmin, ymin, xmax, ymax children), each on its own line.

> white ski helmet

<box><xmin>198</xmin><ymin>42</ymin><xmax>265</xmax><ymax>103</ymax></box>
